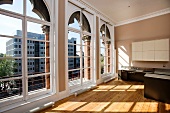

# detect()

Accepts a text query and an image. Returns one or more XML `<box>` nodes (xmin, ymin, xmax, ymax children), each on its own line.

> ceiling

<box><xmin>83</xmin><ymin>0</ymin><xmax>170</xmax><ymax>25</ymax></box>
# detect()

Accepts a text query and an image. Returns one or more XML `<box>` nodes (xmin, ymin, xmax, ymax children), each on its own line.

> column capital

<box><xmin>42</xmin><ymin>25</ymin><xmax>50</xmax><ymax>34</ymax></box>
<box><xmin>105</xmin><ymin>41</ymin><xmax>111</xmax><ymax>44</ymax></box>
<box><xmin>82</xmin><ymin>35</ymin><xmax>91</xmax><ymax>41</ymax></box>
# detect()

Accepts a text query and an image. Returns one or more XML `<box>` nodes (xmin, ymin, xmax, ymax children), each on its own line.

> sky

<box><xmin>0</xmin><ymin>0</ymin><xmax>43</xmax><ymax>54</ymax></box>
<box><xmin>0</xmin><ymin>1</ymin><xmax>105</xmax><ymax>55</ymax></box>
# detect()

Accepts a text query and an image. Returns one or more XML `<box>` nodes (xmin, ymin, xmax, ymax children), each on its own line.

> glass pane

<box><xmin>82</xmin><ymin>57</ymin><xmax>91</xmax><ymax>68</ymax></box>
<box><xmin>82</xmin><ymin>46</ymin><xmax>91</xmax><ymax>57</ymax></box>
<box><xmin>0</xmin><ymin>0</ymin><xmax>23</xmax><ymax>14</ymax></box>
<box><xmin>27</xmin><ymin>58</ymin><xmax>50</xmax><ymax>75</ymax></box>
<box><xmin>100</xmin><ymin>48</ymin><xmax>105</xmax><ymax>56</ymax></box>
<box><xmin>0</xmin><ymin>37</ymin><xmax>22</xmax><ymax>57</ymax></box>
<box><xmin>68</xmin><ymin>70</ymin><xmax>80</xmax><ymax>81</ymax></box>
<box><xmin>27</xmin><ymin>40</ymin><xmax>46</xmax><ymax>57</ymax></box>
<box><xmin>0</xmin><ymin>79</ymin><xmax>22</xmax><ymax>99</ymax></box>
<box><xmin>27</xmin><ymin>22</ymin><xmax>48</xmax><ymax>40</ymax></box>
<box><xmin>68</xmin><ymin>58</ymin><xmax>80</xmax><ymax>70</ymax></box>
<box><xmin>26</xmin><ymin>0</ymin><xmax>41</xmax><ymax>20</ymax></box>
<box><xmin>68</xmin><ymin>45</ymin><xmax>81</xmax><ymax>57</ymax></box>
<box><xmin>68</xmin><ymin>31</ymin><xmax>80</xmax><ymax>45</ymax></box>
<box><xmin>0</xmin><ymin>58</ymin><xmax>22</xmax><ymax>78</ymax></box>
<box><xmin>28</xmin><ymin>75</ymin><xmax>46</xmax><ymax>92</ymax></box>
<box><xmin>0</xmin><ymin>14</ymin><xmax>22</xmax><ymax>37</ymax></box>
<box><xmin>68</xmin><ymin>11</ymin><xmax>80</xmax><ymax>30</ymax></box>
<box><xmin>100</xmin><ymin>39</ymin><xmax>105</xmax><ymax>48</ymax></box>
<box><xmin>100</xmin><ymin>56</ymin><xmax>104</xmax><ymax>74</ymax></box>
<box><xmin>82</xmin><ymin>38</ymin><xmax>92</xmax><ymax>46</ymax></box>
<box><xmin>82</xmin><ymin>68</ymin><xmax>91</xmax><ymax>81</ymax></box>
<box><xmin>108</xmin><ymin>64</ymin><xmax>111</xmax><ymax>73</ymax></box>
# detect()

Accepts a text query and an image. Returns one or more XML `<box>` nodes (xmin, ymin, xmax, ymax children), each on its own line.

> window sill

<box><xmin>0</xmin><ymin>92</ymin><xmax>54</xmax><ymax>113</ymax></box>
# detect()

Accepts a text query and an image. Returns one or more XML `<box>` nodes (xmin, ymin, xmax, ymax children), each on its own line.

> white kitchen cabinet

<box><xmin>132</xmin><ymin>38</ymin><xmax>169</xmax><ymax>61</ymax></box>
<box><xmin>132</xmin><ymin>42</ymin><xmax>142</xmax><ymax>52</ymax></box>
<box><xmin>143</xmin><ymin>51</ymin><xmax>154</xmax><ymax>61</ymax></box>
<box><xmin>155</xmin><ymin>51</ymin><xmax>169</xmax><ymax>61</ymax></box>
<box><xmin>155</xmin><ymin>39</ymin><xmax>169</xmax><ymax>51</ymax></box>
<box><xmin>143</xmin><ymin>40</ymin><xmax>154</xmax><ymax>51</ymax></box>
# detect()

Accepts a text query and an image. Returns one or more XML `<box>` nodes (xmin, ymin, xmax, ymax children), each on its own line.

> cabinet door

<box><xmin>132</xmin><ymin>52</ymin><xmax>143</xmax><ymax>61</ymax></box>
<box><xmin>155</xmin><ymin>39</ymin><xmax>169</xmax><ymax>51</ymax></box>
<box><xmin>132</xmin><ymin>42</ymin><xmax>142</xmax><ymax>52</ymax></box>
<box><xmin>143</xmin><ymin>51</ymin><xmax>154</xmax><ymax>61</ymax></box>
<box><xmin>155</xmin><ymin>51</ymin><xmax>169</xmax><ymax>61</ymax></box>
<box><xmin>143</xmin><ymin>41</ymin><xmax>154</xmax><ymax>51</ymax></box>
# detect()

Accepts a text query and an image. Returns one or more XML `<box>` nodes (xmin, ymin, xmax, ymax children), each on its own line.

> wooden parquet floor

<box><xmin>39</xmin><ymin>79</ymin><xmax>170</xmax><ymax>113</ymax></box>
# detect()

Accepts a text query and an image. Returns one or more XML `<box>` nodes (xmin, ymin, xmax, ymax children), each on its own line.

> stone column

<box><xmin>82</xmin><ymin>35</ymin><xmax>91</xmax><ymax>80</ymax></box>
<box><xmin>106</xmin><ymin>41</ymin><xmax>111</xmax><ymax>73</ymax></box>
<box><xmin>42</xmin><ymin>25</ymin><xmax>50</xmax><ymax>89</ymax></box>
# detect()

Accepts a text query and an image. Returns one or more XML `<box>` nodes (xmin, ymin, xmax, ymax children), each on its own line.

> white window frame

<box><xmin>0</xmin><ymin>0</ymin><xmax>54</xmax><ymax>108</ymax></box>
<box><xmin>67</xmin><ymin>4</ymin><xmax>94</xmax><ymax>89</ymax></box>
<box><xmin>100</xmin><ymin>23</ymin><xmax>113</xmax><ymax>77</ymax></box>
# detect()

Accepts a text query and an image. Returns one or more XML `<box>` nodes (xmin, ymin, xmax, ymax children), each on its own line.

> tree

<box><xmin>0</xmin><ymin>55</ymin><xmax>17</xmax><ymax>95</ymax></box>
<box><xmin>0</xmin><ymin>53</ymin><xmax>4</xmax><ymax>57</ymax></box>
<box><xmin>0</xmin><ymin>58</ymin><xmax>17</xmax><ymax>78</ymax></box>
<box><xmin>100</xmin><ymin>54</ymin><xmax>104</xmax><ymax>73</ymax></box>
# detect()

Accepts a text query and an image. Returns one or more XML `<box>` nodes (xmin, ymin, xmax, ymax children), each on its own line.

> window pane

<box><xmin>26</xmin><ymin>0</ymin><xmax>41</xmax><ymax>20</ymax></box>
<box><xmin>82</xmin><ymin>68</ymin><xmax>91</xmax><ymax>81</ymax></box>
<box><xmin>0</xmin><ymin>58</ymin><xmax>22</xmax><ymax>78</ymax></box>
<box><xmin>27</xmin><ymin>40</ymin><xmax>46</xmax><ymax>57</ymax></box>
<box><xmin>68</xmin><ymin>58</ymin><xmax>80</xmax><ymax>70</ymax></box>
<box><xmin>0</xmin><ymin>0</ymin><xmax>23</xmax><ymax>14</ymax></box>
<box><xmin>100</xmin><ymin>48</ymin><xmax>105</xmax><ymax>56</ymax></box>
<box><xmin>68</xmin><ymin>45</ymin><xmax>81</xmax><ymax>57</ymax></box>
<box><xmin>68</xmin><ymin>70</ymin><xmax>80</xmax><ymax>81</ymax></box>
<box><xmin>100</xmin><ymin>39</ymin><xmax>105</xmax><ymax>48</ymax></box>
<box><xmin>68</xmin><ymin>31</ymin><xmax>80</xmax><ymax>45</ymax></box>
<box><xmin>68</xmin><ymin>11</ymin><xmax>80</xmax><ymax>30</ymax></box>
<box><xmin>82</xmin><ymin>38</ymin><xmax>92</xmax><ymax>46</ymax></box>
<box><xmin>28</xmin><ymin>75</ymin><xmax>46</xmax><ymax>92</ymax></box>
<box><xmin>0</xmin><ymin>37</ymin><xmax>22</xmax><ymax>57</ymax></box>
<box><xmin>0</xmin><ymin>79</ymin><xmax>22</xmax><ymax>99</ymax></box>
<box><xmin>82</xmin><ymin>46</ymin><xmax>91</xmax><ymax>57</ymax></box>
<box><xmin>82</xmin><ymin>57</ymin><xmax>91</xmax><ymax>68</ymax></box>
<box><xmin>27</xmin><ymin>22</ymin><xmax>48</xmax><ymax>41</ymax></box>
<box><xmin>27</xmin><ymin>58</ymin><xmax>50</xmax><ymax>75</ymax></box>
<box><xmin>0</xmin><ymin>14</ymin><xmax>22</xmax><ymax>37</ymax></box>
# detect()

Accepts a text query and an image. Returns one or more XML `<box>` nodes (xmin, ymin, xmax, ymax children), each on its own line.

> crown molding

<box><xmin>78</xmin><ymin>0</ymin><xmax>116</xmax><ymax>25</ymax></box>
<box><xmin>115</xmin><ymin>8</ymin><xmax>170</xmax><ymax>27</ymax></box>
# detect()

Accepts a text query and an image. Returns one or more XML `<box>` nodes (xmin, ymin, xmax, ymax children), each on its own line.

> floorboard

<box><xmin>38</xmin><ymin>79</ymin><xmax>170</xmax><ymax>113</ymax></box>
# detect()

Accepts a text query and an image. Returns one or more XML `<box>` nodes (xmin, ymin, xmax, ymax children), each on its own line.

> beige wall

<box><xmin>115</xmin><ymin>14</ymin><xmax>170</xmax><ymax>71</ymax></box>
<box><xmin>58</xmin><ymin>0</ymin><xmax>66</xmax><ymax>92</ymax></box>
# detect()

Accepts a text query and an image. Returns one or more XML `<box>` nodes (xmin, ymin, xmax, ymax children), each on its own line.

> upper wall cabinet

<box><xmin>132</xmin><ymin>42</ymin><xmax>143</xmax><ymax>61</ymax></box>
<box><xmin>154</xmin><ymin>39</ymin><xmax>169</xmax><ymax>61</ymax></box>
<box><xmin>132</xmin><ymin>38</ymin><xmax>169</xmax><ymax>61</ymax></box>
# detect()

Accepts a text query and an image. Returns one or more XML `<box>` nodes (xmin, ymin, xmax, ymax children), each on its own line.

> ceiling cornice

<box><xmin>78</xmin><ymin>0</ymin><xmax>116</xmax><ymax>25</ymax></box>
<box><xmin>115</xmin><ymin>8</ymin><xmax>170</xmax><ymax>27</ymax></box>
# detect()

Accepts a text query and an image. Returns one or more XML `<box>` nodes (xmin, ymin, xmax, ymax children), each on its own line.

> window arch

<box><xmin>67</xmin><ymin>9</ymin><xmax>93</xmax><ymax>87</ymax></box>
<box><xmin>100</xmin><ymin>24</ymin><xmax>112</xmax><ymax>75</ymax></box>
<box><xmin>0</xmin><ymin>0</ymin><xmax>52</xmax><ymax>104</ymax></box>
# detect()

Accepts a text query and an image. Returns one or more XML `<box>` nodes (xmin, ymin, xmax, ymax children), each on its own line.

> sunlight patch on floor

<box><xmin>129</xmin><ymin>85</ymin><xmax>144</xmax><ymax>90</ymax></box>
<box><xmin>113</xmin><ymin>85</ymin><xmax>131</xmax><ymax>90</ymax></box>
<box><xmin>52</xmin><ymin>102</ymin><xmax>86</xmax><ymax>111</ymax></box>
<box><xmin>77</xmin><ymin>102</ymin><xmax>110</xmax><ymax>112</ymax></box>
<box><xmin>132</xmin><ymin>102</ymin><xmax>158</xmax><ymax>112</ymax></box>
<box><xmin>104</xmin><ymin>102</ymin><xmax>133</xmax><ymax>112</ymax></box>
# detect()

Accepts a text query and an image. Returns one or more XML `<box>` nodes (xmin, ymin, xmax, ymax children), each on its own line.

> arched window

<box><xmin>0</xmin><ymin>0</ymin><xmax>51</xmax><ymax>103</ymax></box>
<box><xmin>100</xmin><ymin>24</ymin><xmax>112</xmax><ymax>75</ymax></box>
<box><xmin>68</xmin><ymin>8</ymin><xmax>93</xmax><ymax>87</ymax></box>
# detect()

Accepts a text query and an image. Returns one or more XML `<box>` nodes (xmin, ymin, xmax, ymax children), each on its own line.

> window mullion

<box><xmin>22</xmin><ymin>0</ymin><xmax>28</xmax><ymax>101</ymax></box>
<box><xmin>80</xmin><ymin>10</ymin><xmax>83</xmax><ymax>86</ymax></box>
